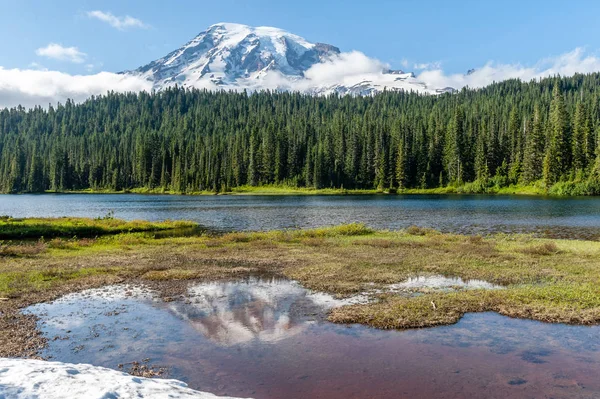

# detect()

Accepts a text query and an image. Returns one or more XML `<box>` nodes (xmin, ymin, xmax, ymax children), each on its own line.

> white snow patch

<box><xmin>388</xmin><ymin>276</ymin><xmax>502</xmax><ymax>291</ymax></box>
<box><xmin>0</xmin><ymin>358</ymin><xmax>249</xmax><ymax>399</ymax></box>
<box><xmin>44</xmin><ymin>284</ymin><xmax>157</xmax><ymax>303</ymax></box>
<box><xmin>351</xmin><ymin>275</ymin><xmax>504</xmax><ymax>298</ymax></box>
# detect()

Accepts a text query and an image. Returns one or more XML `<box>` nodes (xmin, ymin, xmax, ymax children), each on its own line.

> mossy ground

<box><xmin>1</xmin><ymin>218</ymin><xmax>600</xmax><ymax>356</ymax></box>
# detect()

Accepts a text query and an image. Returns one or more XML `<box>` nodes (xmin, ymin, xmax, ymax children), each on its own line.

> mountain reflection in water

<box><xmin>166</xmin><ymin>278</ymin><xmax>344</xmax><ymax>346</ymax></box>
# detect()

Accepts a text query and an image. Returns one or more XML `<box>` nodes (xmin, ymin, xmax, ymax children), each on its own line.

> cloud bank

<box><xmin>0</xmin><ymin>68</ymin><xmax>152</xmax><ymax>109</ymax></box>
<box><xmin>2</xmin><ymin>47</ymin><xmax>600</xmax><ymax>109</ymax></box>
<box><xmin>36</xmin><ymin>44</ymin><xmax>87</xmax><ymax>63</ymax></box>
<box><xmin>417</xmin><ymin>47</ymin><xmax>600</xmax><ymax>90</ymax></box>
<box><xmin>304</xmin><ymin>51</ymin><xmax>388</xmax><ymax>85</ymax></box>
<box><xmin>255</xmin><ymin>47</ymin><xmax>600</xmax><ymax>93</ymax></box>
<box><xmin>87</xmin><ymin>11</ymin><xmax>148</xmax><ymax>31</ymax></box>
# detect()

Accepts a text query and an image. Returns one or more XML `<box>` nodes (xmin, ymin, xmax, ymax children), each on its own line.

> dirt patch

<box><xmin>118</xmin><ymin>359</ymin><xmax>169</xmax><ymax>378</ymax></box>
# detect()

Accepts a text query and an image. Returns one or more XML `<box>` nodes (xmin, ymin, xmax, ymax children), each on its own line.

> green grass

<box><xmin>401</xmin><ymin>182</ymin><xmax>547</xmax><ymax>196</ymax></box>
<box><xmin>45</xmin><ymin>185</ymin><xmax>382</xmax><ymax>196</ymax></box>
<box><xmin>0</xmin><ymin>216</ymin><xmax>197</xmax><ymax>240</ymax></box>
<box><xmin>38</xmin><ymin>179</ymin><xmax>600</xmax><ymax>197</ymax></box>
<box><xmin>0</xmin><ymin>267</ymin><xmax>114</xmax><ymax>295</ymax></box>
<box><xmin>228</xmin><ymin>185</ymin><xmax>381</xmax><ymax>195</ymax></box>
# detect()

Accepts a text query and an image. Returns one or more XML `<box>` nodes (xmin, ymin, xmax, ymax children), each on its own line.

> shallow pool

<box><xmin>25</xmin><ymin>278</ymin><xmax>600</xmax><ymax>399</ymax></box>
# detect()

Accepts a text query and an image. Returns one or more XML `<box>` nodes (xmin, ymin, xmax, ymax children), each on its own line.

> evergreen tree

<box><xmin>444</xmin><ymin>107</ymin><xmax>465</xmax><ymax>184</ymax></box>
<box><xmin>522</xmin><ymin>106</ymin><xmax>545</xmax><ymax>184</ymax></box>
<box><xmin>543</xmin><ymin>84</ymin><xmax>570</xmax><ymax>186</ymax></box>
<box><xmin>474</xmin><ymin>120</ymin><xmax>486</xmax><ymax>181</ymax></box>
<box><xmin>572</xmin><ymin>102</ymin><xmax>587</xmax><ymax>172</ymax></box>
<box><xmin>395</xmin><ymin>135</ymin><xmax>407</xmax><ymax>189</ymax></box>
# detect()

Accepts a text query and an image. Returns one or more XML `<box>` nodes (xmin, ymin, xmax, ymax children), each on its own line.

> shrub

<box><xmin>330</xmin><ymin>223</ymin><xmax>374</xmax><ymax>236</ymax></box>
<box><xmin>405</xmin><ymin>226</ymin><xmax>436</xmax><ymax>236</ymax></box>
<box><xmin>0</xmin><ymin>241</ymin><xmax>47</xmax><ymax>257</ymax></box>
<box><xmin>520</xmin><ymin>242</ymin><xmax>560</xmax><ymax>256</ymax></box>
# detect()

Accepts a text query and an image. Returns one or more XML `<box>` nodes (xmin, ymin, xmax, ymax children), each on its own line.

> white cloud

<box><xmin>87</xmin><ymin>10</ymin><xmax>148</xmax><ymax>31</ymax></box>
<box><xmin>416</xmin><ymin>47</ymin><xmax>600</xmax><ymax>90</ymax></box>
<box><xmin>413</xmin><ymin>61</ymin><xmax>442</xmax><ymax>70</ymax></box>
<box><xmin>0</xmin><ymin>68</ymin><xmax>152</xmax><ymax>109</ymax></box>
<box><xmin>36</xmin><ymin>43</ymin><xmax>87</xmax><ymax>63</ymax></box>
<box><xmin>258</xmin><ymin>47</ymin><xmax>600</xmax><ymax>94</ymax></box>
<box><xmin>303</xmin><ymin>51</ymin><xmax>389</xmax><ymax>85</ymax></box>
<box><xmin>296</xmin><ymin>47</ymin><xmax>600</xmax><ymax>93</ymax></box>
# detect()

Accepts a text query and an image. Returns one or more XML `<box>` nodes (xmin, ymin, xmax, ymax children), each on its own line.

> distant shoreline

<box><xmin>0</xmin><ymin>183</ymin><xmax>582</xmax><ymax>197</ymax></box>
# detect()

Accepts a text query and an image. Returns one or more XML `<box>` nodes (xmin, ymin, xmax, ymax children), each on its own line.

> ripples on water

<box><xmin>2</xmin><ymin>193</ymin><xmax>600</xmax><ymax>239</ymax></box>
<box><xmin>25</xmin><ymin>279</ymin><xmax>600</xmax><ymax>399</ymax></box>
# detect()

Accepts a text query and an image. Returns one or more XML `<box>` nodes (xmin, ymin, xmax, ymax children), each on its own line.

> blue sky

<box><xmin>2</xmin><ymin>0</ymin><xmax>600</xmax><ymax>75</ymax></box>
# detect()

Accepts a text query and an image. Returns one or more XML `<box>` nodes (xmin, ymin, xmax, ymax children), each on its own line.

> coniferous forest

<box><xmin>2</xmin><ymin>73</ymin><xmax>600</xmax><ymax>195</ymax></box>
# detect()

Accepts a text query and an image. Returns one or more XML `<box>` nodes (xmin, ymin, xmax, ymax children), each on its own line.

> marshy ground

<box><xmin>1</xmin><ymin>217</ymin><xmax>600</xmax><ymax>358</ymax></box>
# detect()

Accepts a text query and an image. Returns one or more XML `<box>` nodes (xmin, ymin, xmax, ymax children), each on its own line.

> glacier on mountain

<box><xmin>125</xmin><ymin>23</ymin><xmax>445</xmax><ymax>95</ymax></box>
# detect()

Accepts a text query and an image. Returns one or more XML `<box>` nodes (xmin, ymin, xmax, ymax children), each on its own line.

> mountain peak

<box><xmin>127</xmin><ymin>23</ymin><xmax>442</xmax><ymax>96</ymax></box>
<box><xmin>131</xmin><ymin>22</ymin><xmax>338</xmax><ymax>88</ymax></box>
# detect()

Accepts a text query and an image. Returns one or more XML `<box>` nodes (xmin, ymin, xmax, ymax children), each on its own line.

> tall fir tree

<box><xmin>572</xmin><ymin>102</ymin><xmax>588</xmax><ymax>172</ymax></box>
<box><xmin>522</xmin><ymin>106</ymin><xmax>546</xmax><ymax>184</ymax></box>
<box><xmin>543</xmin><ymin>84</ymin><xmax>570</xmax><ymax>186</ymax></box>
<box><xmin>395</xmin><ymin>134</ymin><xmax>407</xmax><ymax>189</ymax></box>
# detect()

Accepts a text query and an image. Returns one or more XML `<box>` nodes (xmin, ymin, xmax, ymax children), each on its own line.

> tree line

<box><xmin>1</xmin><ymin>72</ymin><xmax>600</xmax><ymax>195</ymax></box>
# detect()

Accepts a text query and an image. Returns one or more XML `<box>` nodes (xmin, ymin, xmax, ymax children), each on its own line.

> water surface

<box><xmin>2</xmin><ymin>194</ymin><xmax>600</xmax><ymax>238</ymax></box>
<box><xmin>25</xmin><ymin>279</ymin><xmax>600</xmax><ymax>399</ymax></box>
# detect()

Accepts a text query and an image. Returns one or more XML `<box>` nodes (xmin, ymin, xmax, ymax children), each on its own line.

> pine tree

<box><xmin>585</xmin><ymin>112</ymin><xmax>596</xmax><ymax>167</ymax></box>
<box><xmin>27</xmin><ymin>146</ymin><xmax>45</xmax><ymax>193</ymax></box>
<box><xmin>508</xmin><ymin>108</ymin><xmax>521</xmax><ymax>169</ymax></box>
<box><xmin>474</xmin><ymin>120</ymin><xmax>487</xmax><ymax>181</ymax></box>
<box><xmin>590</xmin><ymin>126</ymin><xmax>600</xmax><ymax>184</ymax></box>
<box><xmin>572</xmin><ymin>102</ymin><xmax>587</xmax><ymax>172</ymax></box>
<box><xmin>395</xmin><ymin>135</ymin><xmax>407</xmax><ymax>189</ymax></box>
<box><xmin>248</xmin><ymin>132</ymin><xmax>259</xmax><ymax>186</ymax></box>
<box><xmin>543</xmin><ymin>84</ymin><xmax>570</xmax><ymax>186</ymax></box>
<box><xmin>522</xmin><ymin>106</ymin><xmax>545</xmax><ymax>184</ymax></box>
<box><xmin>444</xmin><ymin>107</ymin><xmax>465</xmax><ymax>184</ymax></box>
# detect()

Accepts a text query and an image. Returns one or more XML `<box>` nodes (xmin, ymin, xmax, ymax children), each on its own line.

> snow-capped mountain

<box><xmin>125</xmin><ymin>23</ymin><xmax>447</xmax><ymax>95</ymax></box>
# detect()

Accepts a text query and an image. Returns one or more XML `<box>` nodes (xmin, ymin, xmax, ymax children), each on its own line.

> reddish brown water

<box><xmin>26</xmin><ymin>280</ymin><xmax>600</xmax><ymax>399</ymax></box>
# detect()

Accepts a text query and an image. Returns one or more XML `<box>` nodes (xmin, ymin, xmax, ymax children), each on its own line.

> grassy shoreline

<box><xmin>0</xmin><ymin>217</ymin><xmax>197</xmax><ymax>240</ymax></box>
<box><xmin>2</xmin><ymin>183</ymin><xmax>562</xmax><ymax>196</ymax></box>
<box><xmin>1</xmin><ymin>218</ymin><xmax>600</xmax><ymax>357</ymax></box>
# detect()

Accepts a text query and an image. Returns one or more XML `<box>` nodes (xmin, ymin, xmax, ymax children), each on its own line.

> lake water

<box><xmin>2</xmin><ymin>193</ymin><xmax>600</xmax><ymax>238</ymax></box>
<box><xmin>25</xmin><ymin>279</ymin><xmax>600</xmax><ymax>399</ymax></box>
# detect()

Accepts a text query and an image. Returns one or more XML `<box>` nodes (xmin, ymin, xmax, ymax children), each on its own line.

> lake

<box><xmin>2</xmin><ymin>193</ymin><xmax>600</xmax><ymax>238</ymax></box>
